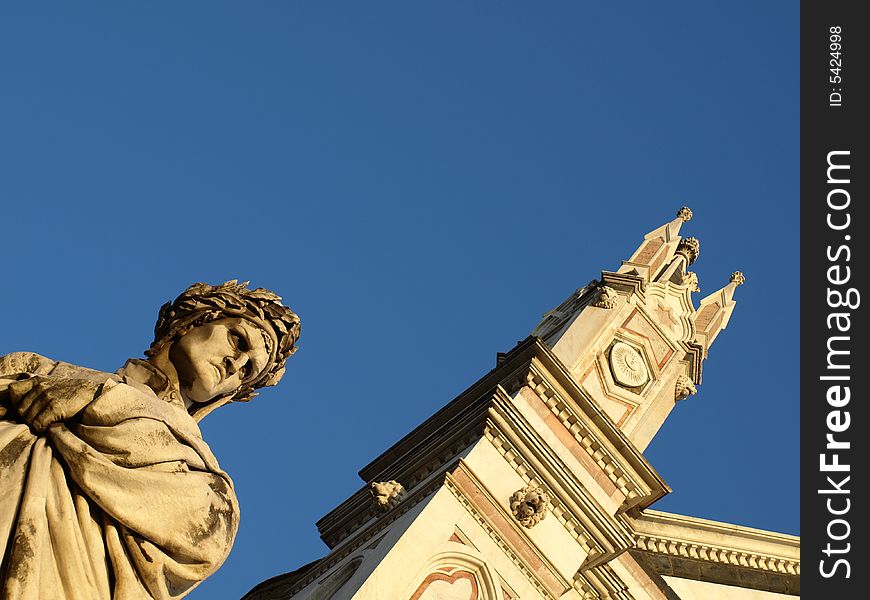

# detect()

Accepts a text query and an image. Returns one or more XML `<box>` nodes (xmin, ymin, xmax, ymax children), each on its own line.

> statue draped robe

<box><xmin>0</xmin><ymin>352</ymin><xmax>239</xmax><ymax>600</ymax></box>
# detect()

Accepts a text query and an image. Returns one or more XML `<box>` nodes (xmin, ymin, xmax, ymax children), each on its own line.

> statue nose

<box><xmin>225</xmin><ymin>355</ymin><xmax>245</xmax><ymax>376</ymax></box>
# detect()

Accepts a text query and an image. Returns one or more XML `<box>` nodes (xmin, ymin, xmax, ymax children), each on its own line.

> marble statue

<box><xmin>0</xmin><ymin>281</ymin><xmax>300</xmax><ymax>599</ymax></box>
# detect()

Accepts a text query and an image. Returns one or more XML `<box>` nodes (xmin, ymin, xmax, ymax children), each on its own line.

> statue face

<box><xmin>169</xmin><ymin>317</ymin><xmax>269</xmax><ymax>404</ymax></box>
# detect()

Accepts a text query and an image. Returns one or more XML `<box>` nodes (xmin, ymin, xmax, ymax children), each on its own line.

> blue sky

<box><xmin>1</xmin><ymin>3</ymin><xmax>798</xmax><ymax>598</ymax></box>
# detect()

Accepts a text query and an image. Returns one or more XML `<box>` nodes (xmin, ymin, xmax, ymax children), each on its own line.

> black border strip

<box><xmin>801</xmin><ymin>2</ymin><xmax>868</xmax><ymax>596</ymax></box>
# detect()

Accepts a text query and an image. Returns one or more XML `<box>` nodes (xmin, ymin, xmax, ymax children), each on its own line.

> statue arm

<box><xmin>0</xmin><ymin>352</ymin><xmax>109</xmax><ymax>430</ymax></box>
<box><xmin>46</xmin><ymin>379</ymin><xmax>239</xmax><ymax>598</ymax></box>
<box><xmin>1</xmin><ymin>369</ymin><xmax>237</xmax><ymax>598</ymax></box>
<box><xmin>2</xmin><ymin>375</ymin><xmax>103</xmax><ymax>431</ymax></box>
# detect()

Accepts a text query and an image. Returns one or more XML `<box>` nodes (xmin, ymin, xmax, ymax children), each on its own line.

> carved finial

<box><xmin>510</xmin><ymin>486</ymin><xmax>550</xmax><ymax>528</ymax></box>
<box><xmin>591</xmin><ymin>285</ymin><xmax>618</xmax><ymax>309</ymax></box>
<box><xmin>674</xmin><ymin>374</ymin><xmax>697</xmax><ymax>401</ymax></box>
<box><xmin>676</xmin><ymin>237</ymin><xmax>700</xmax><ymax>265</ymax></box>
<box><xmin>730</xmin><ymin>271</ymin><xmax>746</xmax><ymax>286</ymax></box>
<box><xmin>370</xmin><ymin>481</ymin><xmax>405</xmax><ymax>512</ymax></box>
<box><xmin>677</xmin><ymin>206</ymin><xmax>693</xmax><ymax>222</ymax></box>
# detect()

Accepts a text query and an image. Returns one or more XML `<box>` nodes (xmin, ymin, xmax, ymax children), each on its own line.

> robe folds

<box><xmin>0</xmin><ymin>352</ymin><xmax>239</xmax><ymax>600</ymax></box>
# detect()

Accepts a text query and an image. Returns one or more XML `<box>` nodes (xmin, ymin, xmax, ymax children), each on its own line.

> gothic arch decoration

<box><xmin>409</xmin><ymin>569</ymin><xmax>479</xmax><ymax>600</ymax></box>
<box><xmin>407</xmin><ymin>551</ymin><xmax>502</xmax><ymax>600</ymax></box>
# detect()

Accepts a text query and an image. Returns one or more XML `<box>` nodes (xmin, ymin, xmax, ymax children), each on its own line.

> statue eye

<box><xmin>228</xmin><ymin>330</ymin><xmax>249</xmax><ymax>351</ymax></box>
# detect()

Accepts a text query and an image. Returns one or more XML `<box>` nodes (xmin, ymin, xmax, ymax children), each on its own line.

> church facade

<box><xmin>245</xmin><ymin>208</ymin><xmax>799</xmax><ymax>600</ymax></box>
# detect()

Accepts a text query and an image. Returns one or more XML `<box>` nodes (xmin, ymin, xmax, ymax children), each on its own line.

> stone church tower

<box><xmin>245</xmin><ymin>209</ymin><xmax>799</xmax><ymax>600</ymax></box>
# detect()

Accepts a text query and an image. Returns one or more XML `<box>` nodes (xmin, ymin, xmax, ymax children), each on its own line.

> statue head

<box><xmin>146</xmin><ymin>280</ymin><xmax>301</xmax><ymax>420</ymax></box>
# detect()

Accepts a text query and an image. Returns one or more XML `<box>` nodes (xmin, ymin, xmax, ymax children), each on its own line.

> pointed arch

<box><xmin>406</xmin><ymin>550</ymin><xmax>503</xmax><ymax>600</ymax></box>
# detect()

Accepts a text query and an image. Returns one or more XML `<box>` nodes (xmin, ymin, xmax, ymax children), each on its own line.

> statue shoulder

<box><xmin>0</xmin><ymin>351</ymin><xmax>116</xmax><ymax>383</ymax></box>
<box><xmin>0</xmin><ymin>352</ymin><xmax>58</xmax><ymax>377</ymax></box>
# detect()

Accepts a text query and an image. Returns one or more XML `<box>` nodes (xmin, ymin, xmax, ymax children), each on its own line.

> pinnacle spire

<box><xmin>617</xmin><ymin>207</ymin><xmax>695</xmax><ymax>282</ymax></box>
<box><xmin>692</xmin><ymin>271</ymin><xmax>745</xmax><ymax>353</ymax></box>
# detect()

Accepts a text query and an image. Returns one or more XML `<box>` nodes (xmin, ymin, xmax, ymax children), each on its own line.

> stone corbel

<box><xmin>591</xmin><ymin>285</ymin><xmax>619</xmax><ymax>309</ymax></box>
<box><xmin>370</xmin><ymin>480</ymin><xmax>405</xmax><ymax>511</ymax></box>
<box><xmin>681</xmin><ymin>271</ymin><xmax>700</xmax><ymax>292</ymax></box>
<box><xmin>674</xmin><ymin>374</ymin><xmax>697</xmax><ymax>401</ymax></box>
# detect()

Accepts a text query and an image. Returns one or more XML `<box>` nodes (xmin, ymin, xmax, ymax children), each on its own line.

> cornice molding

<box><xmin>600</xmin><ymin>271</ymin><xmax>647</xmax><ymax>299</ymax></box>
<box><xmin>627</xmin><ymin>510</ymin><xmax>800</xmax><ymax>579</ymax></box>
<box><xmin>633</xmin><ymin>535</ymin><xmax>800</xmax><ymax>575</ymax></box>
<box><xmin>304</xmin><ymin>339</ymin><xmax>679</xmax><ymax>600</ymax></box>
<box><xmin>574</xmin><ymin>562</ymin><xmax>637</xmax><ymax>600</ymax></box>
<box><xmin>485</xmin><ymin>391</ymin><xmax>634</xmax><ymax>566</ymax></box>
<box><xmin>680</xmin><ymin>341</ymin><xmax>704</xmax><ymax>385</ymax></box>
<box><xmin>347</xmin><ymin>338</ymin><xmax>668</xmax><ymax>522</ymax></box>
<box><xmin>523</xmin><ymin>343</ymin><xmax>672</xmax><ymax>503</ymax></box>
<box><xmin>317</xmin><ymin>425</ymin><xmax>481</xmax><ymax>549</ymax></box>
<box><xmin>523</xmin><ymin>360</ymin><xmax>670</xmax><ymax>510</ymax></box>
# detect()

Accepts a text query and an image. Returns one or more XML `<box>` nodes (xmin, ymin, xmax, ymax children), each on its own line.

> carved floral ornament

<box><xmin>510</xmin><ymin>485</ymin><xmax>550</xmax><ymax>528</ymax></box>
<box><xmin>591</xmin><ymin>285</ymin><xmax>618</xmax><ymax>309</ymax></box>
<box><xmin>609</xmin><ymin>342</ymin><xmax>649</xmax><ymax>388</ymax></box>
<box><xmin>676</xmin><ymin>237</ymin><xmax>700</xmax><ymax>265</ymax></box>
<box><xmin>677</xmin><ymin>206</ymin><xmax>693</xmax><ymax>222</ymax></box>
<box><xmin>370</xmin><ymin>480</ymin><xmax>405</xmax><ymax>511</ymax></box>
<box><xmin>731</xmin><ymin>271</ymin><xmax>746</xmax><ymax>286</ymax></box>
<box><xmin>674</xmin><ymin>374</ymin><xmax>697</xmax><ymax>401</ymax></box>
